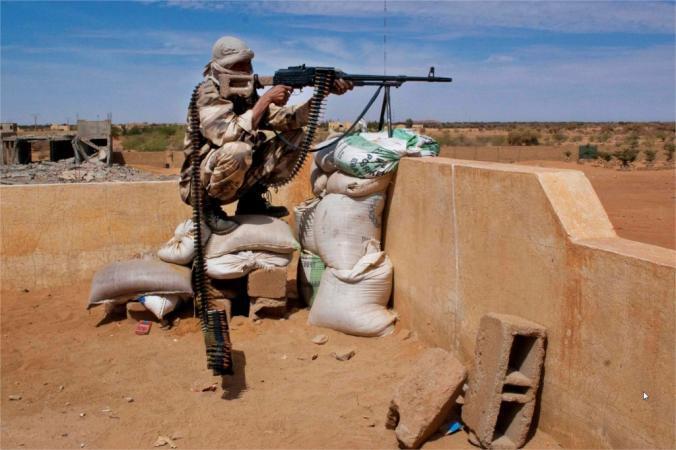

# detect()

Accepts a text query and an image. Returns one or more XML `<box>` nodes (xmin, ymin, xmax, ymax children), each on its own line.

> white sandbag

<box><xmin>137</xmin><ymin>294</ymin><xmax>183</xmax><ymax>319</ymax></box>
<box><xmin>314</xmin><ymin>193</ymin><xmax>385</xmax><ymax>270</ymax></box>
<box><xmin>206</xmin><ymin>251</ymin><xmax>292</xmax><ymax>279</ymax></box>
<box><xmin>308</xmin><ymin>247</ymin><xmax>396</xmax><ymax>337</ymax></box>
<box><xmin>205</xmin><ymin>214</ymin><xmax>299</xmax><ymax>258</ymax></box>
<box><xmin>293</xmin><ymin>198</ymin><xmax>320</xmax><ymax>254</ymax></box>
<box><xmin>310</xmin><ymin>162</ymin><xmax>329</xmax><ymax>197</ymax></box>
<box><xmin>158</xmin><ymin>219</ymin><xmax>211</xmax><ymax>265</ymax></box>
<box><xmin>297</xmin><ymin>250</ymin><xmax>326</xmax><ymax>307</ymax></box>
<box><xmin>313</xmin><ymin>135</ymin><xmax>339</xmax><ymax>173</ymax></box>
<box><xmin>326</xmin><ymin>171</ymin><xmax>392</xmax><ymax>197</ymax></box>
<box><xmin>88</xmin><ymin>260</ymin><xmax>192</xmax><ymax>309</ymax></box>
<box><xmin>334</xmin><ymin>129</ymin><xmax>440</xmax><ymax>178</ymax></box>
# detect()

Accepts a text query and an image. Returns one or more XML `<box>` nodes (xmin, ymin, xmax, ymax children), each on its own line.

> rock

<box><xmin>311</xmin><ymin>353</ymin><xmax>319</xmax><ymax>360</ymax></box>
<box><xmin>311</xmin><ymin>334</ymin><xmax>329</xmax><ymax>345</ymax></box>
<box><xmin>330</xmin><ymin>349</ymin><xmax>355</xmax><ymax>361</ymax></box>
<box><xmin>125</xmin><ymin>397</ymin><xmax>134</xmax><ymax>403</ymax></box>
<box><xmin>386</xmin><ymin>348</ymin><xmax>467</xmax><ymax>449</ymax></box>
<box><xmin>79</xmin><ymin>412</ymin><xmax>86</xmax><ymax>417</ymax></box>
<box><xmin>153</xmin><ymin>435</ymin><xmax>178</xmax><ymax>448</ymax></box>
<box><xmin>8</xmin><ymin>394</ymin><xmax>22</xmax><ymax>401</ymax></box>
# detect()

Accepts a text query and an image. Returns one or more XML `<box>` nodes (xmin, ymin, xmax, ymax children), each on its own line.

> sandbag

<box><xmin>293</xmin><ymin>198</ymin><xmax>320</xmax><ymax>254</ymax></box>
<box><xmin>308</xmin><ymin>247</ymin><xmax>396</xmax><ymax>337</ymax></box>
<box><xmin>313</xmin><ymin>136</ymin><xmax>339</xmax><ymax>173</ymax></box>
<box><xmin>314</xmin><ymin>193</ymin><xmax>385</xmax><ymax>270</ymax></box>
<box><xmin>88</xmin><ymin>260</ymin><xmax>192</xmax><ymax>309</ymax></box>
<box><xmin>326</xmin><ymin>171</ymin><xmax>392</xmax><ymax>197</ymax></box>
<box><xmin>157</xmin><ymin>219</ymin><xmax>211</xmax><ymax>265</ymax></box>
<box><xmin>206</xmin><ymin>214</ymin><xmax>299</xmax><ymax>258</ymax></box>
<box><xmin>310</xmin><ymin>162</ymin><xmax>328</xmax><ymax>197</ymax></box>
<box><xmin>297</xmin><ymin>250</ymin><xmax>326</xmax><ymax>307</ymax></box>
<box><xmin>206</xmin><ymin>251</ymin><xmax>292</xmax><ymax>279</ymax></box>
<box><xmin>137</xmin><ymin>294</ymin><xmax>183</xmax><ymax>319</ymax></box>
<box><xmin>334</xmin><ymin>129</ymin><xmax>439</xmax><ymax>178</ymax></box>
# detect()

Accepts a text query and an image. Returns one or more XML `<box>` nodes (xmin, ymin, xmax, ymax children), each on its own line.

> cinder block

<box><xmin>462</xmin><ymin>313</ymin><xmax>546</xmax><ymax>449</ymax></box>
<box><xmin>247</xmin><ymin>267</ymin><xmax>287</xmax><ymax>299</ymax></box>
<box><xmin>386</xmin><ymin>348</ymin><xmax>467</xmax><ymax>449</ymax></box>
<box><xmin>249</xmin><ymin>297</ymin><xmax>287</xmax><ymax>319</ymax></box>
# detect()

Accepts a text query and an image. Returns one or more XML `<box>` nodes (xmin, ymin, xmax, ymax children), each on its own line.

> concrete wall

<box><xmin>0</xmin><ymin>181</ymin><xmax>191</xmax><ymax>291</ymax></box>
<box><xmin>384</xmin><ymin>157</ymin><xmax>675</xmax><ymax>449</ymax></box>
<box><xmin>0</xmin><ymin>171</ymin><xmax>309</xmax><ymax>292</ymax></box>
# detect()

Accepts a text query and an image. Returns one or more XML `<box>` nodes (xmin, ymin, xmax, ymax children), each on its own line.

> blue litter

<box><xmin>445</xmin><ymin>421</ymin><xmax>462</xmax><ymax>435</ymax></box>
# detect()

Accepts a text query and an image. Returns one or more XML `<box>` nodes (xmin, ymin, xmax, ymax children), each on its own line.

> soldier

<box><xmin>180</xmin><ymin>36</ymin><xmax>352</xmax><ymax>233</ymax></box>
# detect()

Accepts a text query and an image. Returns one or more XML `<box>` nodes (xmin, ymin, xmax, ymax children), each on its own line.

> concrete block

<box><xmin>386</xmin><ymin>348</ymin><xmax>467</xmax><ymax>449</ymax></box>
<box><xmin>462</xmin><ymin>313</ymin><xmax>546</xmax><ymax>449</ymax></box>
<box><xmin>249</xmin><ymin>297</ymin><xmax>287</xmax><ymax>319</ymax></box>
<box><xmin>247</xmin><ymin>267</ymin><xmax>287</xmax><ymax>299</ymax></box>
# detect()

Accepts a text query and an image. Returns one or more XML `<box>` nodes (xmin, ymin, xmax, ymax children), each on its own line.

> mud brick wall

<box><xmin>384</xmin><ymin>157</ymin><xmax>675</xmax><ymax>449</ymax></box>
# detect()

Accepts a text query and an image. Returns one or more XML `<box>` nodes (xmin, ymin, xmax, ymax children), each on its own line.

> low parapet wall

<box><xmin>0</xmin><ymin>168</ymin><xmax>309</xmax><ymax>292</ymax></box>
<box><xmin>0</xmin><ymin>181</ymin><xmax>191</xmax><ymax>291</ymax></box>
<box><xmin>384</xmin><ymin>158</ymin><xmax>675</xmax><ymax>449</ymax></box>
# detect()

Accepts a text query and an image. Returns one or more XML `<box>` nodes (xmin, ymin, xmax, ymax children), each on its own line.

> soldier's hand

<box><xmin>331</xmin><ymin>79</ymin><xmax>353</xmax><ymax>95</ymax></box>
<box><xmin>263</xmin><ymin>85</ymin><xmax>293</xmax><ymax>106</ymax></box>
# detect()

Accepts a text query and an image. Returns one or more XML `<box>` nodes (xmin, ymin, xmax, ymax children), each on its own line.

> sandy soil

<box><xmin>520</xmin><ymin>161</ymin><xmax>675</xmax><ymax>250</ymax></box>
<box><xmin>1</xmin><ymin>284</ymin><xmax>561</xmax><ymax>449</ymax></box>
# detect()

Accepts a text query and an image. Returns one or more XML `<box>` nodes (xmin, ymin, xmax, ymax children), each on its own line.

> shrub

<box><xmin>598</xmin><ymin>151</ymin><xmax>613</xmax><ymax>162</ymax></box>
<box><xmin>644</xmin><ymin>149</ymin><xmax>656</xmax><ymax>164</ymax></box>
<box><xmin>404</xmin><ymin>118</ymin><xmax>413</xmax><ymax>128</ymax></box>
<box><xmin>507</xmin><ymin>129</ymin><xmax>539</xmax><ymax>146</ymax></box>
<box><xmin>664</xmin><ymin>141</ymin><xmax>675</xmax><ymax>161</ymax></box>
<box><xmin>613</xmin><ymin>148</ymin><xmax>639</xmax><ymax>167</ymax></box>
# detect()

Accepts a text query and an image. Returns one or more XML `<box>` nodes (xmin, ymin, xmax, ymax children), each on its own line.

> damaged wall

<box><xmin>384</xmin><ymin>158</ymin><xmax>675</xmax><ymax>449</ymax></box>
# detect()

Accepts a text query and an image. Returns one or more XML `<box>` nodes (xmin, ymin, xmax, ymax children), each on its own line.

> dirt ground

<box><xmin>519</xmin><ymin>161</ymin><xmax>675</xmax><ymax>250</ymax></box>
<box><xmin>0</xmin><ymin>284</ymin><xmax>561</xmax><ymax>449</ymax></box>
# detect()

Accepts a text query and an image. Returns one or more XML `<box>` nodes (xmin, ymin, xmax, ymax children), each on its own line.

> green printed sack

<box><xmin>334</xmin><ymin>129</ymin><xmax>439</xmax><ymax>178</ymax></box>
<box><xmin>297</xmin><ymin>250</ymin><xmax>326</xmax><ymax>307</ymax></box>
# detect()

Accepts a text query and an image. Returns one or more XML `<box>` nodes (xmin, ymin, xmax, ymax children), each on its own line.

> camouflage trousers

<box><xmin>180</xmin><ymin>128</ymin><xmax>305</xmax><ymax>206</ymax></box>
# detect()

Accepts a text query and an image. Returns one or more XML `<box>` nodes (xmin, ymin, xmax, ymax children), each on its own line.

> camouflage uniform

<box><xmin>179</xmin><ymin>78</ymin><xmax>310</xmax><ymax>206</ymax></box>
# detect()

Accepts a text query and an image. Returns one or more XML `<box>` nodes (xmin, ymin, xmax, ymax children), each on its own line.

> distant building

<box><xmin>50</xmin><ymin>124</ymin><xmax>72</xmax><ymax>131</ymax></box>
<box><xmin>328</xmin><ymin>121</ymin><xmax>351</xmax><ymax>132</ymax></box>
<box><xmin>1</xmin><ymin>123</ymin><xmax>18</xmax><ymax>134</ymax></box>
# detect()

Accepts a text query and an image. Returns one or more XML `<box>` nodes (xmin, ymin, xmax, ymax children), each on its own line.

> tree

<box><xmin>404</xmin><ymin>118</ymin><xmax>413</xmax><ymax>128</ymax></box>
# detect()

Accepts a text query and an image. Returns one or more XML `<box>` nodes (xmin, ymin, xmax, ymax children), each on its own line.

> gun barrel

<box><xmin>342</xmin><ymin>74</ymin><xmax>452</xmax><ymax>83</ymax></box>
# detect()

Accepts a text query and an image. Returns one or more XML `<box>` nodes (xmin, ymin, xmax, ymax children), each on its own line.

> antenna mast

<box><xmin>383</xmin><ymin>0</ymin><xmax>387</xmax><ymax>75</ymax></box>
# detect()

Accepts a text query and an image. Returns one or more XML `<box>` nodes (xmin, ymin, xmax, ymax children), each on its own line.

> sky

<box><xmin>1</xmin><ymin>0</ymin><xmax>675</xmax><ymax>124</ymax></box>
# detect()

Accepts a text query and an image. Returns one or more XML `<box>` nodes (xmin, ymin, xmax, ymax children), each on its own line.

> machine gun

<box><xmin>190</xmin><ymin>65</ymin><xmax>451</xmax><ymax>375</ymax></box>
<box><xmin>217</xmin><ymin>65</ymin><xmax>452</xmax><ymax>187</ymax></box>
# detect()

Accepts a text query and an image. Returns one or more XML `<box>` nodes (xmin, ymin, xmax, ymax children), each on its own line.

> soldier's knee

<box><xmin>202</xmin><ymin>142</ymin><xmax>253</xmax><ymax>203</ymax></box>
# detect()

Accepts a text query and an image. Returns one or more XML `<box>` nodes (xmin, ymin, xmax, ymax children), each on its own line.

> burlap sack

<box><xmin>205</xmin><ymin>214</ymin><xmax>299</xmax><ymax>258</ymax></box>
<box><xmin>88</xmin><ymin>260</ymin><xmax>192</xmax><ymax>308</ymax></box>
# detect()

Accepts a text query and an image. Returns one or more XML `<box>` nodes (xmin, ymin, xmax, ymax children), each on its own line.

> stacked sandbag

<box><xmin>302</xmin><ymin>129</ymin><xmax>439</xmax><ymax>336</ymax></box>
<box><xmin>158</xmin><ymin>219</ymin><xmax>211</xmax><ymax>265</ymax></box>
<box><xmin>205</xmin><ymin>214</ymin><xmax>298</xmax><ymax>280</ymax></box>
<box><xmin>88</xmin><ymin>259</ymin><xmax>193</xmax><ymax>320</ymax></box>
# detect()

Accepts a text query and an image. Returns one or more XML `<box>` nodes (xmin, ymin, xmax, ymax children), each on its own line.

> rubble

<box><xmin>330</xmin><ymin>349</ymin><xmax>356</xmax><ymax>361</ymax></box>
<box><xmin>311</xmin><ymin>334</ymin><xmax>328</xmax><ymax>345</ymax></box>
<box><xmin>0</xmin><ymin>158</ymin><xmax>176</xmax><ymax>185</ymax></box>
<box><xmin>462</xmin><ymin>313</ymin><xmax>546</xmax><ymax>450</ymax></box>
<box><xmin>386</xmin><ymin>347</ymin><xmax>466</xmax><ymax>449</ymax></box>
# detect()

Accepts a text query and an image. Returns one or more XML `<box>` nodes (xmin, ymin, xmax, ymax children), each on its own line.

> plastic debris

<box><xmin>445</xmin><ymin>421</ymin><xmax>462</xmax><ymax>435</ymax></box>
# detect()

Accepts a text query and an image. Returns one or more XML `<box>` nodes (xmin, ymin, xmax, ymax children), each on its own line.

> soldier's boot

<box><xmin>205</xmin><ymin>201</ymin><xmax>238</xmax><ymax>235</ymax></box>
<box><xmin>235</xmin><ymin>184</ymin><xmax>289</xmax><ymax>218</ymax></box>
